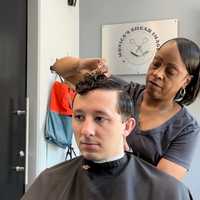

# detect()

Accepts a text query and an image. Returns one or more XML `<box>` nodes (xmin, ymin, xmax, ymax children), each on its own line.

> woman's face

<box><xmin>145</xmin><ymin>41</ymin><xmax>191</xmax><ymax>101</ymax></box>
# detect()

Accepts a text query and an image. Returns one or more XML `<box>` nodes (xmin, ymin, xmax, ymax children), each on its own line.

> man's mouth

<box><xmin>80</xmin><ymin>142</ymin><xmax>100</xmax><ymax>150</ymax></box>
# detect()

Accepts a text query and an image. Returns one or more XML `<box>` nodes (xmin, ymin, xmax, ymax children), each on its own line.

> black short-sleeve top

<box><xmin>125</xmin><ymin>81</ymin><xmax>200</xmax><ymax>170</ymax></box>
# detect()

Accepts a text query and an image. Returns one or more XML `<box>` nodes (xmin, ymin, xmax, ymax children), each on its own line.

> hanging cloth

<box><xmin>45</xmin><ymin>80</ymin><xmax>76</xmax><ymax>158</ymax></box>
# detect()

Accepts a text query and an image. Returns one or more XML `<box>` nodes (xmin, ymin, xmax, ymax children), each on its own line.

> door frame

<box><xmin>26</xmin><ymin>0</ymin><xmax>79</xmax><ymax>189</ymax></box>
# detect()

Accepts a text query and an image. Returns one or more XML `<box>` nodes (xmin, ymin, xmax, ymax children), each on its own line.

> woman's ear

<box><xmin>123</xmin><ymin>117</ymin><xmax>136</xmax><ymax>137</ymax></box>
<box><xmin>183</xmin><ymin>74</ymin><xmax>193</xmax><ymax>88</ymax></box>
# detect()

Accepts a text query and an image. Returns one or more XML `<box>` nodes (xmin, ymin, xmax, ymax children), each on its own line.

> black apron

<box><xmin>21</xmin><ymin>153</ymin><xmax>192</xmax><ymax>200</ymax></box>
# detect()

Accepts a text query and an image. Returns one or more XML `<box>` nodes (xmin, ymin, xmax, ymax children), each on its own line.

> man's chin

<box><xmin>82</xmin><ymin>152</ymin><xmax>102</xmax><ymax>161</ymax></box>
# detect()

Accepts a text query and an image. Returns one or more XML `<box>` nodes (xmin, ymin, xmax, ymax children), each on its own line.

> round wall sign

<box><xmin>118</xmin><ymin>26</ymin><xmax>161</xmax><ymax>65</ymax></box>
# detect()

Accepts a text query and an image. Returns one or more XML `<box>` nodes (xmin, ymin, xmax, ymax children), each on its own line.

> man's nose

<box><xmin>80</xmin><ymin>119</ymin><xmax>95</xmax><ymax>137</ymax></box>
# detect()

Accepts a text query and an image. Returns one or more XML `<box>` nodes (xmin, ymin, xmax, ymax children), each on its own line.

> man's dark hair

<box><xmin>75</xmin><ymin>73</ymin><xmax>133</xmax><ymax>120</ymax></box>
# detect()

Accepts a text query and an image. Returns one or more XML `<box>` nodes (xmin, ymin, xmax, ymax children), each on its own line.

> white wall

<box><xmin>27</xmin><ymin>0</ymin><xmax>79</xmax><ymax>187</ymax></box>
<box><xmin>79</xmin><ymin>0</ymin><xmax>200</xmax><ymax>199</ymax></box>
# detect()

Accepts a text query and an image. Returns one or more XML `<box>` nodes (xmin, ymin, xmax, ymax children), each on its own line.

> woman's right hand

<box><xmin>78</xmin><ymin>58</ymin><xmax>109</xmax><ymax>75</ymax></box>
<box><xmin>51</xmin><ymin>56</ymin><xmax>109</xmax><ymax>87</ymax></box>
<box><xmin>51</xmin><ymin>57</ymin><xmax>109</xmax><ymax>78</ymax></box>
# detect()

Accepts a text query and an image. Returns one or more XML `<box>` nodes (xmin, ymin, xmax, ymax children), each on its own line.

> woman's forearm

<box><xmin>51</xmin><ymin>56</ymin><xmax>80</xmax><ymax>78</ymax></box>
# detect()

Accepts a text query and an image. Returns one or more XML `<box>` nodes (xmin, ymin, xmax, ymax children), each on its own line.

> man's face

<box><xmin>72</xmin><ymin>89</ymin><xmax>128</xmax><ymax>161</ymax></box>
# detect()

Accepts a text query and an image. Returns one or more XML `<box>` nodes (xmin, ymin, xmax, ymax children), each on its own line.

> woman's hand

<box><xmin>78</xmin><ymin>58</ymin><xmax>108</xmax><ymax>75</ymax></box>
<box><xmin>51</xmin><ymin>57</ymin><xmax>109</xmax><ymax>79</ymax></box>
<box><xmin>50</xmin><ymin>56</ymin><xmax>109</xmax><ymax>88</ymax></box>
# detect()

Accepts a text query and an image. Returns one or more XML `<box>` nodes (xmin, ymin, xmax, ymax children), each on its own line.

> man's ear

<box><xmin>123</xmin><ymin>117</ymin><xmax>136</xmax><ymax>137</ymax></box>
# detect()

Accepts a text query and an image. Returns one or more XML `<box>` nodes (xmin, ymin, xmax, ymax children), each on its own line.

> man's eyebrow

<box><xmin>93</xmin><ymin>110</ymin><xmax>113</xmax><ymax>118</ymax></box>
<box><xmin>73</xmin><ymin>109</ymin><xmax>84</xmax><ymax>113</ymax></box>
<box><xmin>74</xmin><ymin>109</ymin><xmax>110</xmax><ymax>115</ymax></box>
<box><xmin>94</xmin><ymin>110</ymin><xmax>108</xmax><ymax>115</ymax></box>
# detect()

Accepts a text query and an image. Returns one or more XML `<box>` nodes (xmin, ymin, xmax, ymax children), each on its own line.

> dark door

<box><xmin>0</xmin><ymin>0</ymin><xmax>27</xmax><ymax>199</ymax></box>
